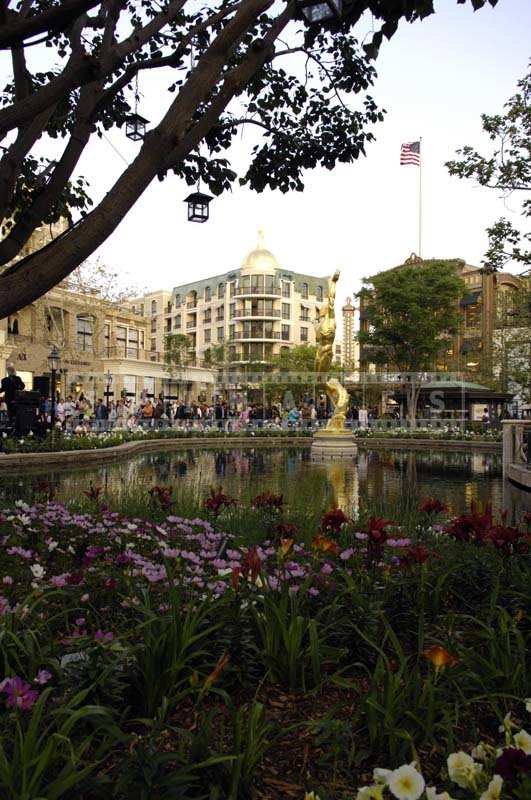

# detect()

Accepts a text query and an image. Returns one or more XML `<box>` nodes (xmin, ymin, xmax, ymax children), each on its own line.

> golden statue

<box><xmin>315</xmin><ymin>269</ymin><xmax>350</xmax><ymax>432</ymax></box>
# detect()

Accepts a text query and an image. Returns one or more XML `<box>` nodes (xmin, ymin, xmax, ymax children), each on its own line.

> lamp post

<box><xmin>105</xmin><ymin>370</ymin><xmax>113</xmax><ymax>411</ymax></box>
<box><xmin>48</xmin><ymin>345</ymin><xmax>60</xmax><ymax>431</ymax></box>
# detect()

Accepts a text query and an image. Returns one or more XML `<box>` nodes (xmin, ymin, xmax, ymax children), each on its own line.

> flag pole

<box><xmin>418</xmin><ymin>137</ymin><xmax>422</xmax><ymax>257</ymax></box>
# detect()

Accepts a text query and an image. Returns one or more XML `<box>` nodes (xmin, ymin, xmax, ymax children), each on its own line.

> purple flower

<box><xmin>0</xmin><ymin>676</ymin><xmax>39</xmax><ymax>710</ymax></box>
<box><xmin>34</xmin><ymin>669</ymin><xmax>52</xmax><ymax>685</ymax></box>
<box><xmin>0</xmin><ymin>596</ymin><xmax>12</xmax><ymax>616</ymax></box>
<box><xmin>94</xmin><ymin>629</ymin><xmax>114</xmax><ymax>643</ymax></box>
<box><xmin>495</xmin><ymin>747</ymin><xmax>531</xmax><ymax>782</ymax></box>
<box><xmin>340</xmin><ymin>548</ymin><xmax>354</xmax><ymax>560</ymax></box>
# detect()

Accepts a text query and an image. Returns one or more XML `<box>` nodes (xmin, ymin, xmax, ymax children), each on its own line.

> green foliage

<box><xmin>446</xmin><ymin>64</ymin><xmax>530</xmax><ymax>271</ymax></box>
<box><xmin>164</xmin><ymin>333</ymin><xmax>193</xmax><ymax>374</ymax></box>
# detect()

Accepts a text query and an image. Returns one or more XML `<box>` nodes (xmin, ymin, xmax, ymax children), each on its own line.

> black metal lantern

<box><xmin>184</xmin><ymin>190</ymin><xmax>213</xmax><ymax>223</ymax></box>
<box><xmin>125</xmin><ymin>112</ymin><xmax>149</xmax><ymax>142</ymax></box>
<box><xmin>298</xmin><ymin>0</ymin><xmax>342</xmax><ymax>24</ymax></box>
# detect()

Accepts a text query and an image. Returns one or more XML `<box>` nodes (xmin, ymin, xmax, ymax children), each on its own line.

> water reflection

<box><xmin>0</xmin><ymin>445</ymin><xmax>525</xmax><ymax>520</ymax></box>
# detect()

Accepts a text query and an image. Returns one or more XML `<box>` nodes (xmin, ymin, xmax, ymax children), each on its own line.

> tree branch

<box><xmin>0</xmin><ymin>0</ymin><xmax>101</xmax><ymax>49</ymax></box>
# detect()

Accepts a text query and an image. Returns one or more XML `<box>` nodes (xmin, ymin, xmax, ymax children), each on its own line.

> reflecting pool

<box><xmin>1</xmin><ymin>445</ymin><xmax>527</xmax><ymax>520</ymax></box>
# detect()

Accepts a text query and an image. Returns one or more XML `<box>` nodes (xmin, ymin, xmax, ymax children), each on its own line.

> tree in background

<box><xmin>0</xmin><ymin>0</ymin><xmax>497</xmax><ymax>316</ymax></box>
<box><xmin>265</xmin><ymin>344</ymin><xmax>342</xmax><ymax>407</ymax></box>
<box><xmin>446</xmin><ymin>64</ymin><xmax>530</xmax><ymax>272</ymax></box>
<box><xmin>164</xmin><ymin>332</ymin><xmax>191</xmax><ymax>376</ymax></box>
<box><xmin>358</xmin><ymin>260</ymin><xmax>465</xmax><ymax>421</ymax></box>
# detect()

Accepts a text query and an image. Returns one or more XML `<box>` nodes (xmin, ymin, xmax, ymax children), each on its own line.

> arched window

<box><xmin>204</xmin><ymin>286</ymin><xmax>211</xmax><ymax>302</ymax></box>
<box><xmin>175</xmin><ymin>294</ymin><xmax>181</xmax><ymax>306</ymax></box>
<box><xmin>8</xmin><ymin>316</ymin><xmax>19</xmax><ymax>335</ymax></box>
<box><xmin>316</xmin><ymin>285</ymin><xmax>323</xmax><ymax>302</ymax></box>
<box><xmin>151</xmin><ymin>300</ymin><xmax>157</xmax><ymax>315</ymax></box>
<box><xmin>218</xmin><ymin>283</ymin><xmax>225</xmax><ymax>299</ymax></box>
<box><xmin>301</xmin><ymin>282</ymin><xmax>309</xmax><ymax>299</ymax></box>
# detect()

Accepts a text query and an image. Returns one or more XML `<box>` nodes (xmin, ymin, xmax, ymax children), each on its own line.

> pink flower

<box><xmin>2</xmin><ymin>576</ymin><xmax>13</xmax><ymax>585</ymax></box>
<box><xmin>0</xmin><ymin>676</ymin><xmax>39</xmax><ymax>710</ymax></box>
<box><xmin>34</xmin><ymin>669</ymin><xmax>52</xmax><ymax>685</ymax></box>
<box><xmin>50</xmin><ymin>574</ymin><xmax>68</xmax><ymax>588</ymax></box>
<box><xmin>0</xmin><ymin>596</ymin><xmax>12</xmax><ymax>616</ymax></box>
<box><xmin>75</xmin><ymin>617</ymin><xmax>85</xmax><ymax>626</ymax></box>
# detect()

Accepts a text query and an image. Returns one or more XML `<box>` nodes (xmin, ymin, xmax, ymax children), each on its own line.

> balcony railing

<box><xmin>235</xmin><ymin>286</ymin><xmax>281</xmax><ymax>297</ymax></box>
<box><xmin>106</xmin><ymin>346</ymin><xmax>149</xmax><ymax>360</ymax></box>
<box><xmin>229</xmin><ymin>331</ymin><xmax>282</xmax><ymax>341</ymax></box>
<box><xmin>186</xmin><ymin>301</ymin><xmax>197</xmax><ymax>309</ymax></box>
<box><xmin>186</xmin><ymin>321</ymin><xmax>196</xmax><ymax>329</ymax></box>
<box><xmin>233</xmin><ymin>309</ymin><xmax>281</xmax><ymax>319</ymax></box>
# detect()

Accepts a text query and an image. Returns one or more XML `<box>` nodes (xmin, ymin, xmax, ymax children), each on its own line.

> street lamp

<box><xmin>105</xmin><ymin>370</ymin><xmax>113</xmax><ymax>410</ymax></box>
<box><xmin>125</xmin><ymin>112</ymin><xmax>149</xmax><ymax>141</ymax></box>
<box><xmin>48</xmin><ymin>344</ymin><xmax>60</xmax><ymax>430</ymax></box>
<box><xmin>297</xmin><ymin>0</ymin><xmax>342</xmax><ymax>24</ymax></box>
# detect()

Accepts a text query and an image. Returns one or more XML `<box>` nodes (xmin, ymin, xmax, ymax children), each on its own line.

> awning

<box><xmin>460</xmin><ymin>290</ymin><xmax>482</xmax><ymax>307</ymax></box>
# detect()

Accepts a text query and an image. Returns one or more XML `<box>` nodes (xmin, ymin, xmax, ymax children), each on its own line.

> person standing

<box><xmin>0</xmin><ymin>364</ymin><xmax>25</xmax><ymax>422</ymax></box>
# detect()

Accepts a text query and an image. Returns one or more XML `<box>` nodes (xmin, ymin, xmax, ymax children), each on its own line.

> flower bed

<box><xmin>0</xmin><ymin>494</ymin><xmax>529</xmax><ymax>798</ymax></box>
<box><xmin>0</xmin><ymin>423</ymin><xmax>501</xmax><ymax>455</ymax></box>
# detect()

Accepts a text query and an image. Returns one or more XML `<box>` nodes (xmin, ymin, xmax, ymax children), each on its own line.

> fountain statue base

<box><xmin>311</xmin><ymin>429</ymin><xmax>358</xmax><ymax>460</ymax></box>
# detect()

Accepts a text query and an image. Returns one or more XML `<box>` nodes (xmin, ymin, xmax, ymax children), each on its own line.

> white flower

<box><xmin>525</xmin><ymin>698</ymin><xmax>531</xmax><ymax>713</ymax></box>
<box><xmin>479</xmin><ymin>775</ymin><xmax>503</xmax><ymax>800</ymax></box>
<box><xmin>30</xmin><ymin>563</ymin><xmax>45</xmax><ymax>579</ymax></box>
<box><xmin>426</xmin><ymin>787</ymin><xmax>455</xmax><ymax>800</ymax></box>
<box><xmin>387</xmin><ymin>764</ymin><xmax>425</xmax><ymax>800</ymax></box>
<box><xmin>498</xmin><ymin>712</ymin><xmax>512</xmax><ymax>733</ymax></box>
<box><xmin>47</xmin><ymin>540</ymin><xmax>59</xmax><ymax>552</ymax></box>
<box><xmin>304</xmin><ymin>793</ymin><xmax>321</xmax><ymax>800</ymax></box>
<box><xmin>373</xmin><ymin>768</ymin><xmax>393</xmax><ymax>784</ymax></box>
<box><xmin>514</xmin><ymin>728</ymin><xmax>531</xmax><ymax>754</ymax></box>
<box><xmin>447</xmin><ymin>752</ymin><xmax>482</xmax><ymax>789</ymax></box>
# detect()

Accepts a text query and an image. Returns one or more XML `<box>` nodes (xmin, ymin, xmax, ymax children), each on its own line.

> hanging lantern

<box><xmin>184</xmin><ymin>190</ymin><xmax>213</xmax><ymax>223</ymax></box>
<box><xmin>125</xmin><ymin>74</ymin><xmax>149</xmax><ymax>141</ymax></box>
<box><xmin>297</xmin><ymin>0</ymin><xmax>342</xmax><ymax>24</ymax></box>
<box><xmin>125</xmin><ymin>112</ymin><xmax>149</xmax><ymax>142</ymax></box>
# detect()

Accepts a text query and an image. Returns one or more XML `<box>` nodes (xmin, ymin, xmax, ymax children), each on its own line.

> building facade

<box><xmin>359</xmin><ymin>255</ymin><xmax>529</xmax><ymax>382</ymax></box>
<box><xmin>341</xmin><ymin>296</ymin><xmax>358</xmax><ymax>369</ymax></box>
<box><xmin>134</xmin><ymin>232</ymin><xmax>330</xmax><ymax>369</ymax></box>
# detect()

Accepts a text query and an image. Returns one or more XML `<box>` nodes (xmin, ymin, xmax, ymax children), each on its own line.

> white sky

<box><xmin>4</xmin><ymin>0</ymin><xmax>531</xmax><ymax>310</ymax></box>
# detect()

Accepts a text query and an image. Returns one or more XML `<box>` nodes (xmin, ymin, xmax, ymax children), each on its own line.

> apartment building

<box><xmin>138</xmin><ymin>233</ymin><xmax>329</xmax><ymax>367</ymax></box>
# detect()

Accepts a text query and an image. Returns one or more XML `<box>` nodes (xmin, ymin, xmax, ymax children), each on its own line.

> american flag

<box><xmin>400</xmin><ymin>141</ymin><xmax>421</xmax><ymax>166</ymax></box>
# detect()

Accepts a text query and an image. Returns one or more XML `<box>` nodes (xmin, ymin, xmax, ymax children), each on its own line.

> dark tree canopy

<box><xmin>0</xmin><ymin>0</ymin><xmax>497</xmax><ymax>317</ymax></box>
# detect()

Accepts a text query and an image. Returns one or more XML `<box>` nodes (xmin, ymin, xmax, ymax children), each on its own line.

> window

<box><xmin>281</xmin><ymin>324</ymin><xmax>290</xmax><ymax>341</ymax></box>
<box><xmin>204</xmin><ymin>286</ymin><xmax>211</xmax><ymax>302</ymax></box>
<box><xmin>229</xmin><ymin>303</ymin><xmax>236</xmax><ymax>319</ymax></box>
<box><xmin>282</xmin><ymin>303</ymin><xmax>290</xmax><ymax>320</ymax></box>
<box><xmin>76</xmin><ymin>314</ymin><xmax>93</xmax><ymax>351</ymax></box>
<box><xmin>217</xmin><ymin>306</ymin><xmax>225</xmax><ymax>321</ymax></box>
<box><xmin>166</xmin><ymin>301</ymin><xmax>172</xmax><ymax>313</ymax></box>
<box><xmin>150</xmin><ymin>318</ymin><xmax>157</xmax><ymax>333</ymax></box>
<box><xmin>116</xmin><ymin>326</ymin><xmax>127</xmax><ymax>354</ymax></box>
<box><xmin>139</xmin><ymin>303</ymin><xmax>144</xmax><ymax>316</ymax></box>
<box><xmin>204</xmin><ymin>309</ymin><xmax>211</xmax><ymax>323</ymax></box>
<box><xmin>300</xmin><ymin>327</ymin><xmax>308</xmax><ymax>342</ymax></box>
<box><xmin>174</xmin><ymin>314</ymin><xmax>181</xmax><ymax>329</ymax></box>
<box><xmin>265</xmin><ymin>275</ymin><xmax>275</xmax><ymax>293</ymax></box>
<box><xmin>175</xmin><ymin>294</ymin><xmax>181</xmax><ymax>306</ymax></box>
<box><xmin>139</xmin><ymin>330</ymin><xmax>145</xmax><ymax>349</ymax></box>
<box><xmin>282</xmin><ymin>281</ymin><xmax>291</xmax><ymax>298</ymax></box>
<box><xmin>104</xmin><ymin>323</ymin><xmax>110</xmax><ymax>353</ymax></box>
<box><xmin>300</xmin><ymin>305</ymin><xmax>309</xmax><ymax>321</ymax></box>
<box><xmin>229</xmin><ymin>345</ymin><xmax>236</xmax><ymax>361</ymax></box>
<box><xmin>150</xmin><ymin>337</ymin><xmax>157</xmax><ymax>351</ymax></box>
<box><xmin>166</xmin><ymin>318</ymin><xmax>171</xmax><ymax>332</ymax></box>
<box><xmin>128</xmin><ymin>328</ymin><xmax>139</xmax><ymax>357</ymax></box>
<box><xmin>315</xmin><ymin>286</ymin><xmax>323</xmax><ymax>302</ymax></box>
<box><xmin>151</xmin><ymin>300</ymin><xmax>157</xmax><ymax>315</ymax></box>
<box><xmin>217</xmin><ymin>326</ymin><xmax>224</xmax><ymax>342</ymax></box>
<box><xmin>218</xmin><ymin>283</ymin><xmax>225</xmax><ymax>299</ymax></box>
<box><xmin>301</xmin><ymin>282</ymin><xmax>309</xmax><ymax>299</ymax></box>
<box><xmin>229</xmin><ymin>324</ymin><xmax>235</xmax><ymax>340</ymax></box>
<box><xmin>230</xmin><ymin>281</ymin><xmax>236</xmax><ymax>297</ymax></box>
<box><xmin>204</xmin><ymin>329</ymin><xmax>211</xmax><ymax>344</ymax></box>
<box><xmin>123</xmin><ymin>375</ymin><xmax>136</xmax><ymax>400</ymax></box>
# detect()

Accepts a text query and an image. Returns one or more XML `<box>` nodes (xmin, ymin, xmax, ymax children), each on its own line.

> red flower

<box><xmin>320</xmin><ymin>508</ymin><xmax>350</xmax><ymax>534</ymax></box>
<box><xmin>445</xmin><ymin>502</ymin><xmax>494</xmax><ymax>544</ymax></box>
<box><xmin>204</xmin><ymin>486</ymin><xmax>236</xmax><ymax>516</ymax></box>
<box><xmin>251</xmin><ymin>492</ymin><xmax>284</xmax><ymax>511</ymax></box>
<box><xmin>83</xmin><ymin>483</ymin><xmax>101</xmax><ymax>501</ymax></box>
<box><xmin>231</xmin><ymin>566</ymin><xmax>241</xmax><ymax>591</ymax></box>
<box><xmin>148</xmin><ymin>485</ymin><xmax>173</xmax><ymax>509</ymax></box>
<box><xmin>241</xmin><ymin>547</ymin><xmax>261</xmax><ymax>581</ymax></box>
<box><xmin>400</xmin><ymin>545</ymin><xmax>431</xmax><ymax>567</ymax></box>
<box><xmin>418</xmin><ymin>498</ymin><xmax>447</xmax><ymax>515</ymax></box>
<box><xmin>367</xmin><ymin>517</ymin><xmax>393</xmax><ymax>545</ymax></box>
<box><xmin>487</xmin><ymin>524</ymin><xmax>529</xmax><ymax>556</ymax></box>
<box><xmin>274</xmin><ymin>522</ymin><xmax>299</xmax><ymax>541</ymax></box>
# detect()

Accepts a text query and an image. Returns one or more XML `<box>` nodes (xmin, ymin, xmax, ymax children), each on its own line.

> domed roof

<box><xmin>241</xmin><ymin>230</ymin><xmax>278</xmax><ymax>271</ymax></box>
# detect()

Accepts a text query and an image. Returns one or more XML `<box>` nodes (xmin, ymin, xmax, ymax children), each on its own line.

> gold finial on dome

<box><xmin>241</xmin><ymin>228</ymin><xmax>278</xmax><ymax>271</ymax></box>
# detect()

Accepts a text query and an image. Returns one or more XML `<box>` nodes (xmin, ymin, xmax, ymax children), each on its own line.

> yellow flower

<box><xmin>514</xmin><ymin>728</ymin><xmax>531</xmax><ymax>754</ymax></box>
<box><xmin>525</xmin><ymin>698</ymin><xmax>531</xmax><ymax>713</ymax></box>
<box><xmin>304</xmin><ymin>793</ymin><xmax>321</xmax><ymax>800</ymax></box>
<box><xmin>388</xmin><ymin>764</ymin><xmax>425</xmax><ymax>800</ymax></box>
<box><xmin>356</xmin><ymin>786</ymin><xmax>384</xmax><ymax>800</ymax></box>
<box><xmin>479</xmin><ymin>775</ymin><xmax>503</xmax><ymax>800</ymax></box>
<box><xmin>426</xmin><ymin>788</ymin><xmax>455</xmax><ymax>800</ymax></box>
<box><xmin>423</xmin><ymin>645</ymin><xmax>459</xmax><ymax>672</ymax></box>
<box><xmin>447</xmin><ymin>752</ymin><xmax>482</xmax><ymax>790</ymax></box>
